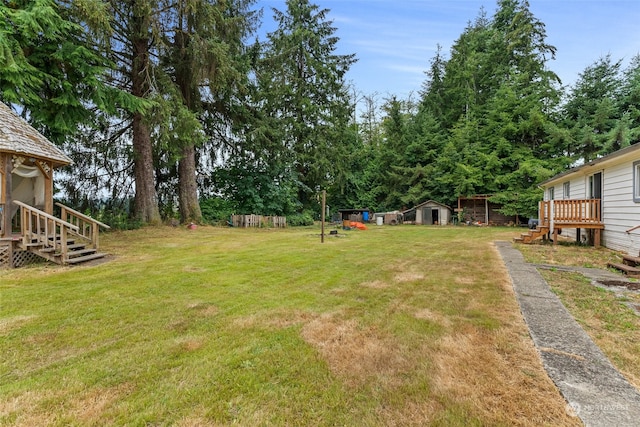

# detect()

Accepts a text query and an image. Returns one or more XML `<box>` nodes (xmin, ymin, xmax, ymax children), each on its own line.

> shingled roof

<box><xmin>0</xmin><ymin>102</ymin><xmax>72</xmax><ymax>167</ymax></box>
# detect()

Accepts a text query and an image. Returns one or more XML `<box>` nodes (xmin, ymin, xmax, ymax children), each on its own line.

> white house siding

<box><xmin>572</xmin><ymin>176</ymin><xmax>586</xmax><ymax>200</ymax></box>
<box><xmin>539</xmin><ymin>144</ymin><xmax>640</xmax><ymax>255</ymax></box>
<box><xmin>601</xmin><ymin>161</ymin><xmax>640</xmax><ymax>255</ymax></box>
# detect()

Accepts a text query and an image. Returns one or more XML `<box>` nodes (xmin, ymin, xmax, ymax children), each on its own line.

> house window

<box><xmin>634</xmin><ymin>161</ymin><xmax>640</xmax><ymax>203</ymax></box>
<box><xmin>563</xmin><ymin>181</ymin><xmax>570</xmax><ymax>199</ymax></box>
<box><xmin>548</xmin><ymin>187</ymin><xmax>555</xmax><ymax>201</ymax></box>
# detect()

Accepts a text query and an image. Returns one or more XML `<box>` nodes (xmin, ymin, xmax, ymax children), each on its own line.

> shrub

<box><xmin>200</xmin><ymin>197</ymin><xmax>235</xmax><ymax>225</ymax></box>
<box><xmin>287</xmin><ymin>212</ymin><xmax>315</xmax><ymax>226</ymax></box>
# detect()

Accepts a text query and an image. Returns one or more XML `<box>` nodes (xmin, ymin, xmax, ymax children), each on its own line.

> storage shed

<box><xmin>404</xmin><ymin>200</ymin><xmax>452</xmax><ymax>225</ymax></box>
<box><xmin>338</xmin><ymin>208</ymin><xmax>371</xmax><ymax>223</ymax></box>
<box><xmin>457</xmin><ymin>195</ymin><xmax>514</xmax><ymax>225</ymax></box>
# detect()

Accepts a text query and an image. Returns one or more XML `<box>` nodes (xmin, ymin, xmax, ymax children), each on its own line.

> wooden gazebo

<box><xmin>0</xmin><ymin>102</ymin><xmax>109</xmax><ymax>267</ymax></box>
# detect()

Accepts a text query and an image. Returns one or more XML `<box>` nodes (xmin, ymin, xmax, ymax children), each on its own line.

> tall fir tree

<box><xmin>562</xmin><ymin>55</ymin><xmax>623</xmax><ymax>162</ymax></box>
<box><xmin>256</xmin><ymin>0</ymin><xmax>356</xmax><ymax>211</ymax></box>
<box><xmin>155</xmin><ymin>0</ymin><xmax>258</xmax><ymax>223</ymax></box>
<box><xmin>0</xmin><ymin>0</ymin><xmax>145</xmax><ymax>142</ymax></box>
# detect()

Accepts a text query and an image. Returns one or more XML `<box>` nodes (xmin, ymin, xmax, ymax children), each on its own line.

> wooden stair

<box><xmin>21</xmin><ymin>236</ymin><xmax>106</xmax><ymax>266</ymax></box>
<box><xmin>608</xmin><ymin>254</ymin><xmax>640</xmax><ymax>277</ymax></box>
<box><xmin>12</xmin><ymin>201</ymin><xmax>110</xmax><ymax>268</ymax></box>
<box><xmin>514</xmin><ymin>226</ymin><xmax>550</xmax><ymax>244</ymax></box>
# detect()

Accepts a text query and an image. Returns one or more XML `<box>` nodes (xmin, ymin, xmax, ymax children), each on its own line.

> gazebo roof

<box><xmin>0</xmin><ymin>102</ymin><xmax>72</xmax><ymax>167</ymax></box>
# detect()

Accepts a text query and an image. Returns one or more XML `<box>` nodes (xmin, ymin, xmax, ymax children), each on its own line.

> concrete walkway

<box><xmin>496</xmin><ymin>241</ymin><xmax>640</xmax><ymax>427</ymax></box>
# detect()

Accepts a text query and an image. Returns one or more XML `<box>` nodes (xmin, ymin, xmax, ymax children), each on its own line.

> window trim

<box><xmin>634</xmin><ymin>160</ymin><xmax>640</xmax><ymax>203</ymax></box>
<box><xmin>563</xmin><ymin>181</ymin><xmax>570</xmax><ymax>199</ymax></box>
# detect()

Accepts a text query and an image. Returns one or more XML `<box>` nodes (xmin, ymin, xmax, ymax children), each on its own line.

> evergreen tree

<box><xmin>153</xmin><ymin>0</ymin><xmax>258</xmax><ymax>223</ymax></box>
<box><xmin>257</xmin><ymin>0</ymin><xmax>356</xmax><ymax>211</ymax></box>
<box><xmin>409</xmin><ymin>0</ymin><xmax>561</xmax><ymax>217</ymax></box>
<box><xmin>618</xmin><ymin>54</ymin><xmax>640</xmax><ymax>145</ymax></box>
<box><xmin>0</xmin><ymin>0</ymin><xmax>144</xmax><ymax>142</ymax></box>
<box><xmin>562</xmin><ymin>55</ymin><xmax>623</xmax><ymax>161</ymax></box>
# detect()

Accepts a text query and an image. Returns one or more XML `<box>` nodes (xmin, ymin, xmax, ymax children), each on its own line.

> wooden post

<box><xmin>594</xmin><ymin>229</ymin><xmax>601</xmax><ymax>248</ymax></box>
<box><xmin>321</xmin><ymin>190</ymin><xmax>326</xmax><ymax>243</ymax></box>
<box><xmin>485</xmin><ymin>197</ymin><xmax>489</xmax><ymax>224</ymax></box>
<box><xmin>35</xmin><ymin>160</ymin><xmax>53</xmax><ymax>215</ymax></box>
<box><xmin>2</xmin><ymin>155</ymin><xmax>12</xmax><ymax>237</ymax></box>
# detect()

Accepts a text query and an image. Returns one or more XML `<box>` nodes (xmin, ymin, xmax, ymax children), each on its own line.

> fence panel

<box><xmin>231</xmin><ymin>214</ymin><xmax>286</xmax><ymax>228</ymax></box>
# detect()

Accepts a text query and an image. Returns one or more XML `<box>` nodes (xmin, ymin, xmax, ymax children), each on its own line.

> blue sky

<box><xmin>256</xmin><ymin>0</ymin><xmax>640</xmax><ymax>99</ymax></box>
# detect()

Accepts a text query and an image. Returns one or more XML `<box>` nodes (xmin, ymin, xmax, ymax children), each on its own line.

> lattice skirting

<box><xmin>0</xmin><ymin>246</ymin><xmax>45</xmax><ymax>269</ymax></box>
<box><xmin>0</xmin><ymin>245</ymin><xmax>9</xmax><ymax>268</ymax></box>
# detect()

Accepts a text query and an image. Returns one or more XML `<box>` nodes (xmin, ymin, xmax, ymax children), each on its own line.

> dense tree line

<box><xmin>1</xmin><ymin>0</ymin><xmax>639</xmax><ymax>226</ymax></box>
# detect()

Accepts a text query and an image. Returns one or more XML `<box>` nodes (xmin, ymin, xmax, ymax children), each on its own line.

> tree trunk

<box><xmin>178</xmin><ymin>144</ymin><xmax>202</xmax><ymax>223</ymax></box>
<box><xmin>130</xmin><ymin>15</ymin><xmax>161</xmax><ymax>224</ymax></box>
<box><xmin>132</xmin><ymin>112</ymin><xmax>161</xmax><ymax>224</ymax></box>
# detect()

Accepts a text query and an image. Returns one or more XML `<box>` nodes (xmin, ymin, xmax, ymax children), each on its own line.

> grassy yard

<box><xmin>1</xmin><ymin>225</ymin><xmax>580</xmax><ymax>426</ymax></box>
<box><xmin>517</xmin><ymin>242</ymin><xmax>640</xmax><ymax>390</ymax></box>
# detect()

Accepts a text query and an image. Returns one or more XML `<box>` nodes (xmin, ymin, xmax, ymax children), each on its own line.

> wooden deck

<box><xmin>516</xmin><ymin>199</ymin><xmax>604</xmax><ymax>247</ymax></box>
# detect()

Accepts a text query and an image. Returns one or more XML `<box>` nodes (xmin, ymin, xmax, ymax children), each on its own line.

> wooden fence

<box><xmin>231</xmin><ymin>214</ymin><xmax>287</xmax><ymax>228</ymax></box>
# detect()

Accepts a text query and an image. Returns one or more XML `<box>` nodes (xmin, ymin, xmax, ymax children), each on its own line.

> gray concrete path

<box><xmin>496</xmin><ymin>241</ymin><xmax>640</xmax><ymax>427</ymax></box>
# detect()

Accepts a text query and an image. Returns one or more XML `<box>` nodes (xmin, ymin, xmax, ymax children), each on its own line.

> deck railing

<box><xmin>56</xmin><ymin>203</ymin><xmax>111</xmax><ymax>250</ymax></box>
<box><xmin>14</xmin><ymin>201</ymin><xmax>80</xmax><ymax>256</ymax></box>
<box><xmin>540</xmin><ymin>199</ymin><xmax>602</xmax><ymax>227</ymax></box>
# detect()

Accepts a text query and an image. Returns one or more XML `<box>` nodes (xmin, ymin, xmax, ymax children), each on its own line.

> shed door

<box><xmin>432</xmin><ymin>208</ymin><xmax>439</xmax><ymax>225</ymax></box>
<box><xmin>422</xmin><ymin>208</ymin><xmax>431</xmax><ymax>225</ymax></box>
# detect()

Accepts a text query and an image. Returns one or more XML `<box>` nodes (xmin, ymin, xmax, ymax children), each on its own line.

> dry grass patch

<box><xmin>68</xmin><ymin>384</ymin><xmax>135</xmax><ymax>424</ymax></box>
<box><xmin>232</xmin><ymin>309</ymin><xmax>317</xmax><ymax>330</ymax></box>
<box><xmin>0</xmin><ymin>380</ymin><xmax>133</xmax><ymax>427</ymax></box>
<box><xmin>187</xmin><ymin>302</ymin><xmax>219</xmax><ymax>317</ymax></box>
<box><xmin>172</xmin><ymin>335</ymin><xmax>206</xmax><ymax>352</ymax></box>
<box><xmin>0</xmin><ymin>315</ymin><xmax>37</xmax><ymax>335</ymax></box>
<box><xmin>394</xmin><ymin>271</ymin><xmax>425</xmax><ymax>283</ymax></box>
<box><xmin>360</xmin><ymin>279</ymin><xmax>391</xmax><ymax>289</ymax></box>
<box><xmin>421</xmin><ymin>245</ymin><xmax>581</xmax><ymax>426</ymax></box>
<box><xmin>431</xmin><ymin>327</ymin><xmax>581</xmax><ymax>426</ymax></box>
<box><xmin>517</xmin><ymin>241</ymin><xmax>622</xmax><ymax>268</ymax></box>
<box><xmin>413</xmin><ymin>308</ymin><xmax>452</xmax><ymax>328</ymax></box>
<box><xmin>0</xmin><ymin>389</ymin><xmax>59</xmax><ymax>427</ymax></box>
<box><xmin>301</xmin><ymin>312</ymin><xmax>409</xmax><ymax>389</ymax></box>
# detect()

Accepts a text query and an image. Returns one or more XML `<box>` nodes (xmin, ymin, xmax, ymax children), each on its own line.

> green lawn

<box><xmin>1</xmin><ymin>225</ymin><xmax>579</xmax><ymax>426</ymax></box>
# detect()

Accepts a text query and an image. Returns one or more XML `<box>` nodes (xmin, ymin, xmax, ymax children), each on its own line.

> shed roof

<box><xmin>0</xmin><ymin>102</ymin><xmax>72</xmax><ymax>167</ymax></box>
<box><xmin>404</xmin><ymin>200</ymin><xmax>451</xmax><ymax>214</ymax></box>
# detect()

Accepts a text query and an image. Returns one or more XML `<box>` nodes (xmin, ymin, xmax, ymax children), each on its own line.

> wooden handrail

<box><xmin>14</xmin><ymin>201</ymin><xmax>79</xmax><ymax>231</ymax></box>
<box><xmin>55</xmin><ymin>203</ymin><xmax>111</xmax><ymax>229</ymax></box>
<box><xmin>626</xmin><ymin>224</ymin><xmax>640</xmax><ymax>234</ymax></box>
<box><xmin>14</xmin><ymin>201</ymin><xmax>81</xmax><ymax>260</ymax></box>
<box><xmin>55</xmin><ymin>202</ymin><xmax>110</xmax><ymax>251</ymax></box>
<box><xmin>539</xmin><ymin>199</ymin><xmax>602</xmax><ymax>226</ymax></box>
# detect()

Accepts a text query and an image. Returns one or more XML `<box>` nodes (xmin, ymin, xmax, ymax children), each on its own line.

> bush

<box><xmin>287</xmin><ymin>212</ymin><xmax>315</xmax><ymax>226</ymax></box>
<box><xmin>200</xmin><ymin>197</ymin><xmax>235</xmax><ymax>225</ymax></box>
